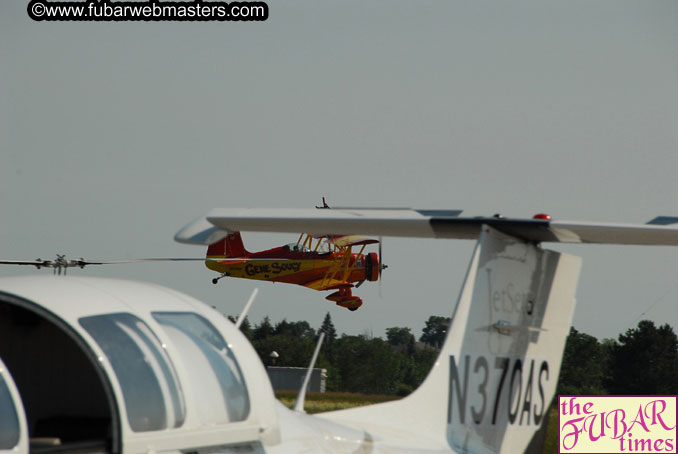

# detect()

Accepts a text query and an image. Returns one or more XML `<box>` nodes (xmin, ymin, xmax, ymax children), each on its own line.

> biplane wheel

<box><xmin>212</xmin><ymin>273</ymin><xmax>230</xmax><ymax>285</ymax></box>
<box><xmin>348</xmin><ymin>307</ymin><xmax>359</xmax><ymax>312</ymax></box>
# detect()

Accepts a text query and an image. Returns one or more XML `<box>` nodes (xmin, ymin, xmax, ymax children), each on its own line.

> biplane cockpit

<box><xmin>286</xmin><ymin>243</ymin><xmax>310</xmax><ymax>253</ymax></box>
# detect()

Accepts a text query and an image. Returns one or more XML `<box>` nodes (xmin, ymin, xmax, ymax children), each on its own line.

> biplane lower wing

<box><xmin>304</xmin><ymin>279</ymin><xmax>351</xmax><ymax>291</ymax></box>
<box><xmin>175</xmin><ymin>208</ymin><xmax>678</xmax><ymax>246</ymax></box>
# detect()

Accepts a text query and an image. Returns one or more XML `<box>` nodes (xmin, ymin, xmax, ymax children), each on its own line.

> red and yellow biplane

<box><xmin>205</xmin><ymin>231</ymin><xmax>386</xmax><ymax>311</ymax></box>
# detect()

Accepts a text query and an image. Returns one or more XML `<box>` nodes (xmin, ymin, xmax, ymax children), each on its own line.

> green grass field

<box><xmin>275</xmin><ymin>390</ymin><xmax>401</xmax><ymax>413</ymax></box>
<box><xmin>277</xmin><ymin>392</ymin><xmax>560</xmax><ymax>453</ymax></box>
<box><xmin>542</xmin><ymin>405</ymin><xmax>559</xmax><ymax>453</ymax></box>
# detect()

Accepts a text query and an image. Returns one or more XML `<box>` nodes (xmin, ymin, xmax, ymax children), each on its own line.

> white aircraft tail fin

<box><xmin>321</xmin><ymin>225</ymin><xmax>581</xmax><ymax>453</ymax></box>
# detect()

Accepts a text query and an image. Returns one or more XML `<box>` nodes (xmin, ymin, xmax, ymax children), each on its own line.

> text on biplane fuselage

<box><xmin>245</xmin><ymin>262</ymin><xmax>302</xmax><ymax>276</ymax></box>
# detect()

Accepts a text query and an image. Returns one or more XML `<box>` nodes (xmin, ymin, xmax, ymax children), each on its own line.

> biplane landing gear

<box><xmin>325</xmin><ymin>288</ymin><xmax>350</xmax><ymax>302</ymax></box>
<box><xmin>325</xmin><ymin>287</ymin><xmax>363</xmax><ymax>311</ymax></box>
<box><xmin>336</xmin><ymin>297</ymin><xmax>363</xmax><ymax>311</ymax></box>
<box><xmin>211</xmin><ymin>273</ymin><xmax>230</xmax><ymax>284</ymax></box>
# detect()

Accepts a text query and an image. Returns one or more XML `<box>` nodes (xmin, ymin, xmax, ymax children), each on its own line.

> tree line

<box><xmin>232</xmin><ymin>313</ymin><xmax>449</xmax><ymax>395</ymax></box>
<box><xmin>232</xmin><ymin>312</ymin><xmax>678</xmax><ymax>396</ymax></box>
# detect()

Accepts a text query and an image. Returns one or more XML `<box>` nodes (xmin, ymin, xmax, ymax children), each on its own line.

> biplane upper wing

<box><xmin>175</xmin><ymin>208</ymin><xmax>678</xmax><ymax>246</ymax></box>
<box><xmin>325</xmin><ymin>235</ymin><xmax>379</xmax><ymax>247</ymax></box>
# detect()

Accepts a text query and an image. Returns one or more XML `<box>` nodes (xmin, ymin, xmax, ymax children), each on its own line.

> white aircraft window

<box><xmin>153</xmin><ymin>312</ymin><xmax>250</xmax><ymax>423</ymax></box>
<box><xmin>80</xmin><ymin>313</ymin><xmax>186</xmax><ymax>432</ymax></box>
<box><xmin>0</xmin><ymin>374</ymin><xmax>20</xmax><ymax>449</ymax></box>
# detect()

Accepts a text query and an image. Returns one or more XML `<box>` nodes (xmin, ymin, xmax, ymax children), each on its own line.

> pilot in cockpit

<box><xmin>287</xmin><ymin>243</ymin><xmax>309</xmax><ymax>253</ymax></box>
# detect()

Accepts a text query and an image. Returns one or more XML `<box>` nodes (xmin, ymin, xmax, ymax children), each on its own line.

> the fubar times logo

<box><xmin>559</xmin><ymin>396</ymin><xmax>677</xmax><ymax>453</ymax></box>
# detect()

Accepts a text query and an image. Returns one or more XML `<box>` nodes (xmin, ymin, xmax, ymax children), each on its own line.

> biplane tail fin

<box><xmin>206</xmin><ymin>231</ymin><xmax>249</xmax><ymax>258</ymax></box>
<box><xmin>320</xmin><ymin>225</ymin><xmax>581</xmax><ymax>453</ymax></box>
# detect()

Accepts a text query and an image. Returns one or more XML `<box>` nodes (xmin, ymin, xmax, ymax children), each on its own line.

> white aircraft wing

<box><xmin>176</xmin><ymin>208</ymin><xmax>678</xmax><ymax>246</ymax></box>
<box><xmin>547</xmin><ymin>220</ymin><xmax>678</xmax><ymax>245</ymax></box>
<box><xmin>175</xmin><ymin>208</ymin><xmax>462</xmax><ymax>244</ymax></box>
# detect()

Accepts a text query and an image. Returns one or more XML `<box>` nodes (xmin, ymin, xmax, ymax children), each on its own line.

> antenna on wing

<box><xmin>315</xmin><ymin>197</ymin><xmax>330</xmax><ymax>209</ymax></box>
<box><xmin>235</xmin><ymin>288</ymin><xmax>259</xmax><ymax>330</ymax></box>
<box><xmin>293</xmin><ymin>331</ymin><xmax>325</xmax><ymax>413</ymax></box>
